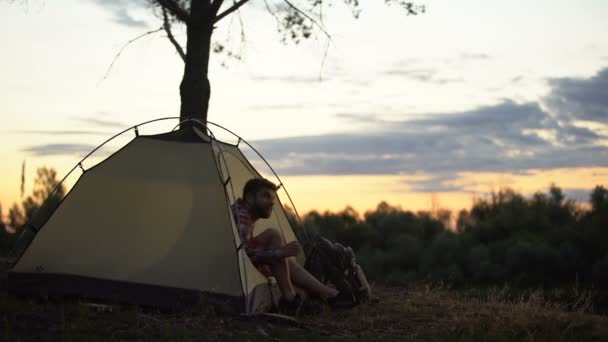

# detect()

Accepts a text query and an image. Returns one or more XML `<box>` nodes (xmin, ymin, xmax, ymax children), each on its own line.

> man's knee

<box><xmin>261</xmin><ymin>228</ymin><xmax>283</xmax><ymax>246</ymax></box>
<box><xmin>270</xmin><ymin>228</ymin><xmax>284</xmax><ymax>246</ymax></box>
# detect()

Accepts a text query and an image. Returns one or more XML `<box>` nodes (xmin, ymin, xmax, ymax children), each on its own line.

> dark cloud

<box><xmin>561</xmin><ymin>124</ymin><xmax>601</xmax><ymax>143</ymax></box>
<box><xmin>249</xmin><ymin>100</ymin><xmax>608</xmax><ymax>183</ymax></box>
<box><xmin>545</xmin><ymin>67</ymin><xmax>608</xmax><ymax>123</ymax></box>
<box><xmin>23</xmin><ymin>144</ymin><xmax>105</xmax><ymax>157</ymax></box>
<box><xmin>91</xmin><ymin>0</ymin><xmax>149</xmax><ymax>28</ymax></box>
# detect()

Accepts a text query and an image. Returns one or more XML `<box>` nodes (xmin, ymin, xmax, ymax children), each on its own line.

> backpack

<box><xmin>303</xmin><ymin>236</ymin><xmax>371</xmax><ymax>305</ymax></box>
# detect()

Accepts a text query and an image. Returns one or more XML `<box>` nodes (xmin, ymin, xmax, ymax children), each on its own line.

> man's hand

<box><xmin>280</xmin><ymin>241</ymin><xmax>302</xmax><ymax>258</ymax></box>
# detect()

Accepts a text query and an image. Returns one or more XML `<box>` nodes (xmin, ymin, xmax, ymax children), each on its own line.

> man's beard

<box><xmin>252</xmin><ymin>202</ymin><xmax>272</xmax><ymax>219</ymax></box>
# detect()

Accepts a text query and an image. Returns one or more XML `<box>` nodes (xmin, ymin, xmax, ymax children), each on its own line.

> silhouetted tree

<box><xmin>590</xmin><ymin>185</ymin><xmax>608</xmax><ymax>213</ymax></box>
<box><xmin>7</xmin><ymin>0</ymin><xmax>424</xmax><ymax>123</ymax></box>
<box><xmin>0</xmin><ymin>204</ymin><xmax>12</xmax><ymax>256</ymax></box>
<box><xmin>7</xmin><ymin>203</ymin><xmax>24</xmax><ymax>230</ymax></box>
<box><xmin>593</xmin><ymin>252</ymin><xmax>608</xmax><ymax>286</ymax></box>
<box><xmin>144</xmin><ymin>0</ymin><xmax>424</xmax><ymax>123</ymax></box>
<box><xmin>1</xmin><ymin>167</ymin><xmax>66</xmax><ymax>256</ymax></box>
<box><xmin>21</xmin><ymin>167</ymin><xmax>66</xmax><ymax>225</ymax></box>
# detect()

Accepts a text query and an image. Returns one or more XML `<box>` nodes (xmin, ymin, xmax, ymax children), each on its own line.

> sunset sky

<box><xmin>1</xmin><ymin>0</ymin><xmax>607</xmax><ymax>217</ymax></box>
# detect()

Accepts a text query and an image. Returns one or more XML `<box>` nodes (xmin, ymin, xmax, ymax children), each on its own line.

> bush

<box><xmin>592</xmin><ymin>253</ymin><xmax>608</xmax><ymax>286</ymax></box>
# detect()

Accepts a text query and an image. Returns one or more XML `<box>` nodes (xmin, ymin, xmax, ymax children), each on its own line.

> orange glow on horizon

<box><xmin>278</xmin><ymin>168</ymin><xmax>608</xmax><ymax>217</ymax></box>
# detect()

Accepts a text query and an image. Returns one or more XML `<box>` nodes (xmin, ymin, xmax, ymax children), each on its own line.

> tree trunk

<box><xmin>180</xmin><ymin>0</ymin><xmax>213</xmax><ymax>126</ymax></box>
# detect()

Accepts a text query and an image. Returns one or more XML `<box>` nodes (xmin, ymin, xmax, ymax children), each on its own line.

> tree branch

<box><xmin>155</xmin><ymin>0</ymin><xmax>190</xmax><ymax>23</ymax></box>
<box><xmin>98</xmin><ymin>26</ymin><xmax>164</xmax><ymax>85</ymax></box>
<box><xmin>210</xmin><ymin>0</ymin><xmax>225</xmax><ymax>18</ymax></box>
<box><xmin>235</xmin><ymin>0</ymin><xmax>246</xmax><ymax>43</ymax></box>
<box><xmin>318</xmin><ymin>36</ymin><xmax>331</xmax><ymax>81</ymax></box>
<box><xmin>214</xmin><ymin>0</ymin><xmax>251</xmax><ymax>24</ymax></box>
<box><xmin>263</xmin><ymin>0</ymin><xmax>281</xmax><ymax>26</ymax></box>
<box><xmin>162</xmin><ymin>8</ymin><xmax>186</xmax><ymax>62</ymax></box>
<box><xmin>283</xmin><ymin>0</ymin><xmax>331</xmax><ymax>40</ymax></box>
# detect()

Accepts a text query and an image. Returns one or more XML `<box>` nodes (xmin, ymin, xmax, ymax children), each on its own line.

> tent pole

<box><xmin>206</xmin><ymin>122</ymin><xmax>304</xmax><ymax>226</ymax></box>
<box><xmin>187</xmin><ymin>119</ymin><xmax>252</xmax><ymax>316</ymax></box>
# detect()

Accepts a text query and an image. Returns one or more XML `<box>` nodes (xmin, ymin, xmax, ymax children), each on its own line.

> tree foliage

<box><xmin>291</xmin><ymin>184</ymin><xmax>608</xmax><ymax>288</ymax></box>
<box><xmin>0</xmin><ymin>167</ymin><xmax>66</xmax><ymax>257</ymax></box>
<box><xmin>141</xmin><ymin>0</ymin><xmax>424</xmax><ymax>123</ymax></box>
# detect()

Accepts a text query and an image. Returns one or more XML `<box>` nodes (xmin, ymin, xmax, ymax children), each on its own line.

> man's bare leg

<box><xmin>254</xmin><ymin>229</ymin><xmax>296</xmax><ymax>301</ymax></box>
<box><xmin>270</xmin><ymin>258</ymin><xmax>296</xmax><ymax>301</ymax></box>
<box><xmin>288</xmin><ymin>258</ymin><xmax>339</xmax><ymax>300</ymax></box>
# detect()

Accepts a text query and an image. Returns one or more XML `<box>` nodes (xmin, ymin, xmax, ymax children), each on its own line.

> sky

<box><xmin>1</xmin><ymin>0</ymin><xmax>607</xmax><ymax>218</ymax></box>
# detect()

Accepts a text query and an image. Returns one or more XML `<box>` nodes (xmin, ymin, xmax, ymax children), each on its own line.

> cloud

<box><xmin>72</xmin><ymin>117</ymin><xmax>128</xmax><ymax>129</ymax></box>
<box><xmin>248</xmin><ymin>104</ymin><xmax>307</xmax><ymax>111</ymax></box>
<box><xmin>249</xmin><ymin>100</ymin><xmax>608</xmax><ymax>180</ymax></box>
<box><xmin>384</xmin><ymin>67</ymin><xmax>435</xmax><ymax>81</ymax></box>
<box><xmin>545</xmin><ymin>67</ymin><xmax>608</xmax><ymax>123</ymax></box>
<box><xmin>560</xmin><ymin>124</ymin><xmax>601</xmax><ymax>143</ymax></box>
<box><xmin>460</xmin><ymin>53</ymin><xmax>491</xmax><ymax>61</ymax></box>
<box><xmin>511</xmin><ymin>75</ymin><xmax>524</xmax><ymax>83</ymax></box>
<box><xmin>249</xmin><ymin>75</ymin><xmax>323</xmax><ymax>83</ymax></box>
<box><xmin>10</xmin><ymin>130</ymin><xmax>111</xmax><ymax>136</ymax></box>
<box><xmin>405</xmin><ymin>174</ymin><xmax>464</xmax><ymax>193</ymax></box>
<box><xmin>23</xmin><ymin>144</ymin><xmax>105</xmax><ymax>157</ymax></box>
<box><xmin>111</xmin><ymin>7</ymin><xmax>148</xmax><ymax>27</ymax></box>
<box><xmin>383</xmin><ymin>66</ymin><xmax>464</xmax><ymax>84</ymax></box>
<box><xmin>91</xmin><ymin>0</ymin><xmax>149</xmax><ymax>28</ymax></box>
<box><xmin>247</xmin><ymin>102</ymin><xmax>347</xmax><ymax>112</ymax></box>
<box><xmin>335</xmin><ymin>113</ymin><xmax>386</xmax><ymax>124</ymax></box>
<box><xmin>564</xmin><ymin>188</ymin><xmax>594</xmax><ymax>203</ymax></box>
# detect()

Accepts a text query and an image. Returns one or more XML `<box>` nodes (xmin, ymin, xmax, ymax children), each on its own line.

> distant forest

<box><xmin>290</xmin><ymin>184</ymin><xmax>608</xmax><ymax>288</ymax></box>
<box><xmin>2</xmin><ymin>167</ymin><xmax>607</xmax><ymax>288</ymax></box>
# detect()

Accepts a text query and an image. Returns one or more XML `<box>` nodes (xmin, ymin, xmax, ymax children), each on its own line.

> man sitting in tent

<box><xmin>232</xmin><ymin>178</ymin><xmax>347</xmax><ymax>312</ymax></box>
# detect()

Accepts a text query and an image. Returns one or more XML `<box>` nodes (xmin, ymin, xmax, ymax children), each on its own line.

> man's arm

<box><xmin>246</xmin><ymin>241</ymin><xmax>302</xmax><ymax>264</ymax></box>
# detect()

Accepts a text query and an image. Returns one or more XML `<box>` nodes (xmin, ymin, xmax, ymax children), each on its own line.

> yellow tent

<box><xmin>9</xmin><ymin>121</ymin><xmax>302</xmax><ymax>315</ymax></box>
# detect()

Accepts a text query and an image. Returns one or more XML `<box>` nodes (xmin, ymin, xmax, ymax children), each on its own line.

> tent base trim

<box><xmin>7</xmin><ymin>271</ymin><xmax>244</xmax><ymax>310</ymax></box>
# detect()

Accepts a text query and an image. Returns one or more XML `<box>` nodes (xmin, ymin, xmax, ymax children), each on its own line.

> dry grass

<box><xmin>299</xmin><ymin>284</ymin><xmax>607</xmax><ymax>341</ymax></box>
<box><xmin>1</xmin><ymin>264</ymin><xmax>607</xmax><ymax>342</ymax></box>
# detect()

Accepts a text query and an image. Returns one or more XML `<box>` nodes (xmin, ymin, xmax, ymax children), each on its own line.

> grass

<box><xmin>2</xmin><ymin>260</ymin><xmax>608</xmax><ymax>341</ymax></box>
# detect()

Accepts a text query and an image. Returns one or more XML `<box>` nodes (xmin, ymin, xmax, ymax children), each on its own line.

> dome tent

<box><xmin>8</xmin><ymin>119</ymin><xmax>303</xmax><ymax>315</ymax></box>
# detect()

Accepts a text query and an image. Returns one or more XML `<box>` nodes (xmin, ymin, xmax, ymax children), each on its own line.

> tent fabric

<box><xmin>8</xmin><ymin>126</ymin><xmax>301</xmax><ymax>314</ymax></box>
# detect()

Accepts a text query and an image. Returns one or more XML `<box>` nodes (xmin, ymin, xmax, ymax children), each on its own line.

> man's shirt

<box><xmin>233</xmin><ymin>198</ymin><xmax>256</xmax><ymax>243</ymax></box>
<box><xmin>231</xmin><ymin>198</ymin><xmax>279</xmax><ymax>263</ymax></box>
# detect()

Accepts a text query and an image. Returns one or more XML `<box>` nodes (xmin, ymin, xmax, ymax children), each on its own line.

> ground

<box><xmin>2</xmin><ymin>259</ymin><xmax>607</xmax><ymax>341</ymax></box>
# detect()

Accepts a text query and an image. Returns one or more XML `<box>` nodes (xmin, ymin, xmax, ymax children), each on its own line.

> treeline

<box><xmin>0</xmin><ymin>167</ymin><xmax>65</xmax><ymax>257</ymax></box>
<box><xmin>293</xmin><ymin>185</ymin><xmax>608</xmax><ymax>288</ymax></box>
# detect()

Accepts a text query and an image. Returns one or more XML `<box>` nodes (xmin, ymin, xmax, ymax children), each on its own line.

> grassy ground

<box><xmin>2</xmin><ymin>260</ymin><xmax>608</xmax><ymax>341</ymax></box>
